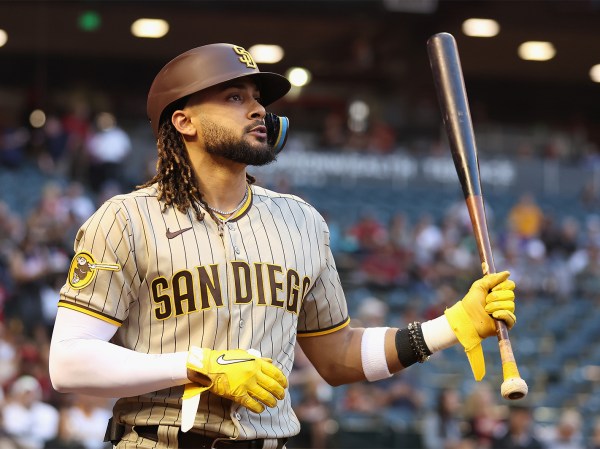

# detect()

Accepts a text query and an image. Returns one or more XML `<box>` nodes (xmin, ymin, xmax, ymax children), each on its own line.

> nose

<box><xmin>248</xmin><ymin>99</ymin><xmax>266</xmax><ymax>120</ymax></box>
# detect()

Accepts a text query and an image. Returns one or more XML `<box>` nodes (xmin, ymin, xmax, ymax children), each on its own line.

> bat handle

<box><xmin>468</xmin><ymin>196</ymin><xmax>528</xmax><ymax>400</ymax></box>
<box><xmin>496</xmin><ymin>320</ymin><xmax>528</xmax><ymax>400</ymax></box>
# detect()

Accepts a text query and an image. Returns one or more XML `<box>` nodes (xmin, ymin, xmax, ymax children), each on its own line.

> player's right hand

<box><xmin>186</xmin><ymin>347</ymin><xmax>287</xmax><ymax>413</ymax></box>
<box><xmin>445</xmin><ymin>271</ymin><xmax>516</xmax><ymax>381</ymax></box>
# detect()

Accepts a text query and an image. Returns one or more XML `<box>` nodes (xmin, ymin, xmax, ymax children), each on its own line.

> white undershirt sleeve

<box><xmin>49</xmin><ymin>307</ymin><xmax>189</xmax><ymax>398</ymax></box>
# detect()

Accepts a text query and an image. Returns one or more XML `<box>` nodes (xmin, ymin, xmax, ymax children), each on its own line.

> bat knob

<box><xmin>501</xmin><ymin>377</ymin><xmax>529</xmax><ymax>400</ymax></box>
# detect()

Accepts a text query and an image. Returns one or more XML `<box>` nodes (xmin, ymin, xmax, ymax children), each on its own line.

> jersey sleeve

<box><xmin>297</xmin><ymin>213</ymin><xmax>349</xmax><ymax>337</ymax></box>
<box><xmin>58</xmin><ymin>198</ymin><xmax>139</xmax><ymax>326</ymax></box>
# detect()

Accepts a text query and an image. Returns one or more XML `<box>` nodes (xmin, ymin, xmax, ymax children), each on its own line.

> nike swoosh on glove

<box><xmin>185</xmin><ymin>347</ymin><xmax>287</xmax><ymax>412</ymax></box>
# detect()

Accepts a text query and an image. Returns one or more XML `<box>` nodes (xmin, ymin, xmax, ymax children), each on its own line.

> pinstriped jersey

<box><xmin>58</xmin><ymin>183</ymin><xmax>349</xmax><ymax>439</ymax></box>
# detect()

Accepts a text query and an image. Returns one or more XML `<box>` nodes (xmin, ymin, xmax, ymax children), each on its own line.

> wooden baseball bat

<box><xmin>427</xmin><ymin>32</ymin><xmax>528</xmax><ymax>400</ymax></box>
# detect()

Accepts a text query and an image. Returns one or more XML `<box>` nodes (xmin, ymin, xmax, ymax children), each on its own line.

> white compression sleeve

<box><xmin>49</xmin><ymin>307</ymin><xmax>189</xmax><ymax>397</ymax></box>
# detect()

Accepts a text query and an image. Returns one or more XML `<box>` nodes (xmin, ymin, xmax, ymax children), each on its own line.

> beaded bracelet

<box><xmin>408</xmin><ymin>321</ymin><xmax>432</xmax><ymax>363</ymax></box>
<box><xmin>395</xmin><ymin>322</ymin><xmax>434</xmax><ymax>367</ymax></box>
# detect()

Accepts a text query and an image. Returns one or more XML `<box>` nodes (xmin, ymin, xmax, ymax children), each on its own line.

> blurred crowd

<box><xmin>0</xmin><ymin>102</ymin><xmax>600</xmax><ymax>449</ymax></box>
<box><xmin>286</xmin><ymin>188</ymin><xmax>600</xmax><ymax>448</ymax></box>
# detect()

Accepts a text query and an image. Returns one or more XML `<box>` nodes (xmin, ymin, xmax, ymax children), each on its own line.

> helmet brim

<box><xmin>246</xmin><ymin>72</ymin><xmax>291</xmax><ymax>107</ymax></box>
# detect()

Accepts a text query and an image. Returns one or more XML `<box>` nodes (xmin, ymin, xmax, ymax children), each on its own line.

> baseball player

<box><xmin>49</xmin><ymin>43</ymin><xmax>517</xmax><ymax>449</ymax></box>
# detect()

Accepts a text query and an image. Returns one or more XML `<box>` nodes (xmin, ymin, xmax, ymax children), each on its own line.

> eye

<box><xmin>229</xmin><ymin>93</ymin><xmax>243</xmax><ymax>102</ymax></box>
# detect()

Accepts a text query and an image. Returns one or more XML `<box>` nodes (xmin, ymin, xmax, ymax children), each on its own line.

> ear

<box><xmin>171</xmin><ymin>110</ymin><xmax>197</xmax><ymax>137</ymax></box>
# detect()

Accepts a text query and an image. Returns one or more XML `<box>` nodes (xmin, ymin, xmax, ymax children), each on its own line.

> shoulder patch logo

<box><xmin>67</xmin><ymin>251</ymin><xmax>121</xmax><ymax>290</ymax></box>
<box><xmin>232</xmin><ymin>45</ymin><xmax>257</xmax><ymax>69</ymax></box>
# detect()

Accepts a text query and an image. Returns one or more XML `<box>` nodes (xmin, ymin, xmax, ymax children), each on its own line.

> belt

<box><xmin>134</xmin><ymin>425</ymin><xmax>287</xmax><ymax>449</ymax></box>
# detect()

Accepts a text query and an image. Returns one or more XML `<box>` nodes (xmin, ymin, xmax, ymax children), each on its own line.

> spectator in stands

<box><xmin>367</xmin><ymin>119</ymin><xmax>397</xmax><ymax>154</ymax></box>
<box><xmin>580</xmin><ymin>179</ymin><xmax>600</xmax><ymax>211</ymax></box>
<box><xmin>567</xmin><ymin>217</ymin><xmax>600</xmax><ymax>276</ymax></box>
<box><xmin>85</xmin><ymin>112</ymin><xmax>132</xmax><ymax>193</ymax></box>
<box><xmin>322</xmin><ymin>212</ymin><xmax>359</xmax><ymax>256</ymax></box>
<box><xmin>40</xmin><ymin>273</ymin><xmax>67</xmax><ymax>334</ymax></box>
<box><xmin>7</xmin><ymin>230</ymin><xmax>53</xmax><ymax>332</ymax></box>
<box><xmin>62</xmin><ymin>101</ymin><xmax>92</xmax><ymax>184</ymax></box>
<box><xmin>63</xmin><ymin>181</ymin><xmax>95</xmax><ymax>226</ymax></box>
<box><xmin>539</xmin><ymin>408</ymin><xmax>585</xmax><ymax>449</ymax></box>
<box><xmin>463</xmin><ymin>382</ymin><xmax>505</xmax><ymax>449</ymax></box>
<box><xmin>541</xmin><ymin>215</ymin><xmax>581</xmax><ymax>260</ymax></box>
<box><xmin>0</xmin><ymin>320</ymin><xmax>19</xmax><ymax>388</ymax></box>
<box><xmin>351</xmin><ymin>295</ymin><xmax>423</xmax><ymax>431</ymax></box>
<box><xmin>421</xmin><ymin>387</ymin><xmax>467</xmax><ymax>449</ymax></box>
<box><xmin>354</xmin><ymin>295</ymin><xmax>425</xmax><ymax>430</ymax></box>
<box><xmin>388</xmin><ymin>212</ymin><xmax>412</xmax><ymax>252</ymax></box>
<box><xmin>1</xmin><ymin>375</ymin><xmax>60</xmax><ymax>449</ymax></box>
<box><xmin>43</xmin><ymin>407</ymin><xmax>86</xmax><ymax>449</ymax></box>
<box><xmin>0</xmin><ymin>120</ymin><xmax>30</xmax><ymax>169</ymax></box>
<box><xmin>7</xmin><ymin>182</ymin><xmax>70</xmax><ymax>333</ymax></box>
<box><xmin>339</xmin><ymin>381</ymin><xmax>385</xmax><ymax>417</ymax></box>
<box><xmin>290</xmin><ymin>380</ymin><xmax>332</xmax><ymax>449</ymax></box>
<box><xmin>569</xmin><ymin>241</ymin><xmax>600</xmax><ymax>299</ymax></box>
<box><xmin>58</xmin><ymin>181</ymin><xmax>96</xmax><ymax>251</ymax></box>
<box><xmin>445</xmin><ymin>196</ymin><xmax>494</xmax><ymax>236</ymax></box>
<box><xmin>39</xmin><ymin>114</ymin><xmax>69</xmax><ymax>176</ymax></box>
<box><xmin>319</xmin><ymin>112</ymin><xmax>347</xmax><ymax>150</ymax></box>
<box><xmin>376</xmin><ymin>365</ymin><xmax>425</xmax><ymax>430</ymax></box>
<box><xmin>557</xmin><ymin>216</ymin><xmax>582</xmax><ymax>258</ymax></box>
<box><xmin>432</xmin><ymin>237</ymin><xmax>475</xmax><ymax>286</ymax></box>
<box><xmin>62</xmin><ymin>394</ymin><xmax>113</xmax><ymax>449</ymax></box>
<box><xmin>423</xmin><ymin>284</ymin><xmax>459</xmax><ymax>321</ymax></box>
<box><xmin>507</xmin><ymin>193</ymin><xmax>545</xmax><ymax>242</ymax></box>
<box><xmin>588</xmin><ymin>417</ymin><xmax>600</xmax><ymax>449</ymax></box>
<box><xmin>25</xmin><ymin>181</ymin><xmax>70</xmax><ymax>247</ymax></box>
<box><xmin>0</xmin><ymin>201</ymin><xmax>24</xmax><ymax>249</ymax></box>
<box><xmin>288</xmin><ymin>345</ymin><xmax>333</xmax><ymax>449</ymax></box>
<box><xmin>353</xmin><ymin>295</ymin><xmax>388</xmax><ymax>328</ymax></box>
<box><xmin>392</xmin><ymin>301</ymin><xmax>422</xmax><ymax>330</ymax></box>
<box><xmin>491</xmin><ymin>403</ymin><xmax>544</xmax><ymax>449</ymax></box>
<box><xmin>542</xmin><ymin>134</ymin><xmax>570</xmax><ymax>160</ymax></box>
<box><xmin>412</xmin><ymin>213</ymin><xmax>444</xmax><ymax>267</ymax></box>
<box><xmin>499</xmin><ymin>239</ymin><xmax>534</xmax><ymax>299</ymax></box>
<box><xmin>357</xmin><ymin>238</ymin><xmax>410</xmax><ymax>290</ymax></box>
<box><xmin>16</xmin><ymin>324</ymin><xmax>54</xmax><ymax>402</ymax></box>
<box><xmin>347</xmin><ymin>209</ymin><xmax>388</xmax><ymax>254</ymax></box>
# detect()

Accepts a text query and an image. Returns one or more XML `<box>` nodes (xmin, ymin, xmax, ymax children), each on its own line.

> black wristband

<box><xmin>395</xmin><ymin>322</ymin><xmax>432</xmax><ymax>368</ymax></box>
<box><xmin>395</xmin><ymin>328</ymin><xmax>419</xmax><ymax>368</ymax></box>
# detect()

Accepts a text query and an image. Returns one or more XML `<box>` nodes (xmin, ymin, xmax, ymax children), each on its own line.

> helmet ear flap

<box><xmin>265</xmin><ymin>113</ymin><xmax>289</xmax><ymax>154</ymax></box>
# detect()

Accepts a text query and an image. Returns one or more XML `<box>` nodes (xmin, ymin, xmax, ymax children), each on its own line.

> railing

<box><xmin>252</xmin><ymin>148</ymin><xmax>599</xmax><ymax>198</ymax></box>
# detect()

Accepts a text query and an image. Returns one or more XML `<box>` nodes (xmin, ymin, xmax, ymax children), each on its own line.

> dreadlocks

<box><xmin>137</xmin><ymin>113</ymin><xmax>256</xmax><ymax>223</ymax></box>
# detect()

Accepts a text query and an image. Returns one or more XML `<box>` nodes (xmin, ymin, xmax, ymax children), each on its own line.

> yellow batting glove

<box><xmin>186</xmin><ymin>347</ymin><xmax>287</xmax><ymax>414</ymax></box>
<box><xmin>445</xmin><ymin>271</ymin><xmax>516</xmax><ymax>381</ymax></box>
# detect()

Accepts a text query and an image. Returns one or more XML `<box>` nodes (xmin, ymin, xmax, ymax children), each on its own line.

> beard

<box><xmin>199</xmin><ymin>117</ymin><xmax>277</xmax><ymax>166</ymax></box>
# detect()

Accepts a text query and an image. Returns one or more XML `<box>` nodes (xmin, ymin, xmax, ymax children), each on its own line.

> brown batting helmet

<box><xmin>147</xmin><ymin>43</ymin><xmax>291</xmax><ymax>138</ymax></box>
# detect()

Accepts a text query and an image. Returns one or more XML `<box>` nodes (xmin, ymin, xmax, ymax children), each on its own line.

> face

<box><xmin>181</xmin><ymin>78</ymin><xmax>277</xmax><ymax>166</ymax></box>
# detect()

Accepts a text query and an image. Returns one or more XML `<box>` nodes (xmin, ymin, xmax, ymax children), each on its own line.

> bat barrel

<box><xmin>427</xmin><ymin>32</ymin><xmax>482</xmax><ymax>199</ymax></box>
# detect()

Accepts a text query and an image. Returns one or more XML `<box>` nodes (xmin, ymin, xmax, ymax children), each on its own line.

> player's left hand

<box><xmin>445</xmin><ymin>271</ymin><xmax>516</xmax><ymax>380</ymax></box>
